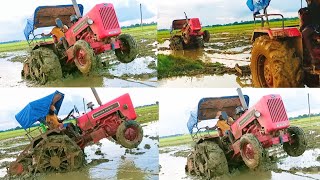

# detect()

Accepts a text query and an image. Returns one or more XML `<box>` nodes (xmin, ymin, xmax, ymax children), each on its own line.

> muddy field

<box><xmin>0</xmin><ymin>121</ymin><xmax>159</xmax><ymax>180</ymax></box>
<box><xmin>158</xmin><ymin>31</ymin><xmax>253</xmax><ymax>88</ymax></box>
<box><xmin>0</xmin><ymin>27</ymin><xmax>157</xmax><ymax>88</ymax></box>
<box><xmin>159</xmin><ymin>124</ymin><xmax>320</xmax><ymax>180</ymax></box>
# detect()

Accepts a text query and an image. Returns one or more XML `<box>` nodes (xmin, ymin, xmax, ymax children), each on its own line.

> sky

<box><xmin>0</xmin><ymin>0</ymin><xmax>157</xmax><ymax>42</ymax></box>
<box><xmin>159</xmin><ymin>88</ymin><xmax>320</xmax><ymax>136</ymax></box>
<box><xmin>158</xmin><ymin>0</ymin><xmax>307</xmax><ymax>29</ymax></box>
<box><xmin>0</xmin><ymin>88</ymin><xmax>158</xmax><ymax>131</ymax></box>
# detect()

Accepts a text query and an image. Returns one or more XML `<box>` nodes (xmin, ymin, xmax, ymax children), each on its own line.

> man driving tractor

<box><xmin>205</xmin><ymin>111</ymin><xmax>233</xmax><ymax>135</ymax></box>
<box><xmin>41</xmin><ymin>18</ymin><xmax>69</xmax><ymax>49</ymax></box>
<box><xmin>46</xmin><ymin>105</ymin><xmax>64</xmax><ymax>130</ymax></box>
<box><xmin>300</xmin><ymin>0</ymin><xmax>320</xmax><ymax>70</ymax></box>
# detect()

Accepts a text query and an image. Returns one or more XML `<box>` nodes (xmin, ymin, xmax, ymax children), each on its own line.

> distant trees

<box><xmin>289</xmin><ymin>113</ymin><xmax>320</xmax><ymax>120</ymax></box>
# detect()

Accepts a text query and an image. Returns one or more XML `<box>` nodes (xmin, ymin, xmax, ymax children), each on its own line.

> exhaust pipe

<box><xmin>71</xmin><ymin>0</ymin><xmax>82</xmax><ymax>18</ymax></box>
<box><xmin>91</xmin><ymin>88</ymin><xmax>102</xmax><ymax>106</ymax></box>
<box><xmin>237</xmin><ymin>88</ymin><xmax>248</xmax><ymax>110</ymax></box>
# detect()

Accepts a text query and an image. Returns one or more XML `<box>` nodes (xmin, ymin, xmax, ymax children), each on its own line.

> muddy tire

<box><xmin>283</xmin><ymin>126</ymin><xmax>307</xmax><ymax>157</ymax></box>
<box><xmin>116</xmin><ymin>120</ymin><xmax>143</xmax><ymax>149</ymax></box>
<box><xmin>195</xmin><ymin>37</ymin><xmax>204</xmax><ymax>48</ymax></box>
<box><xmin>33</xmin><ymin>135</ymin><xmax>84</xmax><ymax>173</ymax></box>
<box><xmin>186</xmin><ymin>141</ymin><xmax>229</xmax><ymax>178</ymax></box>
<box><xmin>203</xmin><ymin>30</ymin><xmax>210</xmax><ymax>43</ymax></box>
<box><xmin>250</xmin><ymin>36</ymin><xmax>303</xmax><ymax>87</ymax></box>
<box><xmin>169</xmin><ymin>36</ymin><xmax>184</xmax><ymax>50</ymax></box>
<box><xmin>25</xmin><ymin>47</ymin><xmax>62</xmax><ymax>85</ymax></box>
<box><xmin>240</xmin><ymin>133</ymin><xmax>265</xmax><ymax>170</ymax></box>
<box><xmin>73</xmin><ymin>40</ymin><xmax>95</xmax><ymax>75</ymax></box>
<box><xmin>115</xmin><ymin>34</ymin><xmax>138</xmax><ymax>63</ymax></box>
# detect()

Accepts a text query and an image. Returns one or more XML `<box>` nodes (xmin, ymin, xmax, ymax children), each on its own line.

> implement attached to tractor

<box><xmin>8</xmin><ymin>89</ymin><xmax>143</xmax><ymax>177</ymax></box>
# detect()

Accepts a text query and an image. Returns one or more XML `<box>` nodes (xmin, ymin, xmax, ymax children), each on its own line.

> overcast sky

<box><xmin>158</xmin><ymin>0</ymin><xmax>307</xmax><ymax>29</ymax></box>
<box><xmin>0</xmin><ymin>88</ymin><xmax>158</xmax><ymax>131</ymax></box>
<box><xmin>0</xmin><ymin>0</ymin><xmax>156</xmax><ymax>42</ymax></box>
<box><xmin>159</xmin><ymin>88</ymin><xmax>320</xmax><ymax>136</ymax></box>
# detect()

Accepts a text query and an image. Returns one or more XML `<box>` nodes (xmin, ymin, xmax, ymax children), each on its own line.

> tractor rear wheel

<box><xmin>33</xmin><ymin>135</ymin><xmax>84</xmax><ymax>173</ymax></box>
<box><xmin>195</xmin><ymin>37</ymin><xmax>204</xmax><ymax>48</ymax></box>
<box><xmin>115</xmin><ymin>34</ymin><xmax>138</xmax><ymax>63</ymax></box>
<box><xmin>240</xmin><ymin>133</ymin><xmax>265</xmax><ymax>170</ymax></box>
<box><xmin>73</xmin><ymin>40</ymin><xmax>95</xmax><ymax>75</ymax></box>
<box><xmin>24</xmin><ymin>47</ymin><xmax>62</xmax><ymax>85</ymax></box>
<box><xmin>250</xmin><ymin>36</ymin><xmax>303</xmax><ymax>87</ymax></box>
<box><xmin>203</xmin><ymin>30</ymin><xmax>210</xmax><ymax>43</ymax></box>
<box><xmin>169</xmin><ymin>36</ymin><xmax>184</xmax><ymax>50</ymax></box>
<box><xmin>116</xmin><ymin>120</ymin><xmax>143</xmax><ymax>149</ymax></box>
<box><xmin>186</xmin><ymin>141</ymin><xmax>229</xmax><ymax>178</ymax></box>
<box><xmin>283</xmin><ymin>126</ymin><xmax>307</xmax><ymax>157</ymax></box>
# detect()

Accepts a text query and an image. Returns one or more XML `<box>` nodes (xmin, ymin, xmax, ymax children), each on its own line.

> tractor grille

<box><xmin>99</xmin><ymin>6</ymin><xmax>120</xmax><ymax>30</ymax></box>
<box><xmin>267</xmin><ymin>98</ymin><xmax>288</xmax><ymax>123</ymax></box>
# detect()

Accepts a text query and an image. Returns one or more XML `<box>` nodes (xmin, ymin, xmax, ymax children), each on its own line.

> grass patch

<box><xmin>0</xmin><ymin>104</ymin><xmax>158</xmax><ymax>141</ymax></box>
<box><xmin>158</xmin><ymin>54</ymin><xmax>231</xmax><ymax>79</ymax></box>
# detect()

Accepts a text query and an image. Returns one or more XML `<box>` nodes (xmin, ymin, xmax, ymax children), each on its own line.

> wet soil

<box><xmin>0</xmin><ymin>121</ymin><xmax>159</xmax><ymax>180</ymax></box>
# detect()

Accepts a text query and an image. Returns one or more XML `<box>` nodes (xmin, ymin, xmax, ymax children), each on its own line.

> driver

<box><xmin>205</xmin><ymin>111</ymin><xmax>231</xmax><ymax>135</ymax></box>
<box><xmin>41</xmin><ymin>18</ymin><xmax>69</xmax><ymax>49</ymax></box>
<box><xmin>46</xmin><ymin>105</ymin><xmax>64</xmax><ymax>130</ymax></box>
<box><xmin>300</xmin><ymin>0</ymin><xmax>320</xmax><ymax>70</ymax></box>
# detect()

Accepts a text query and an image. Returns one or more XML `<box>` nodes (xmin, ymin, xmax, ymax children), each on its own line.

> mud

<box><xmin>0</xmin><ymin>121</ymin><xmax>159</xmax><ymax>179</ymax></box>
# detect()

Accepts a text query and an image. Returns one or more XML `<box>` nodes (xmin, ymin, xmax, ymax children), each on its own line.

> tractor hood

<box><xmin>24</xmin><ymin>4</ymin><xmax>84</xmax><ymax>40</ymax></box>
<box><xmin>15</xmin><ymin>91</ymin><xmax>64</xmax><ymax>129</ymax></box>
<box><xmin>187</xmin><ymin>95</ymin><xmax>250</xmax><ymax>134</ymax></box>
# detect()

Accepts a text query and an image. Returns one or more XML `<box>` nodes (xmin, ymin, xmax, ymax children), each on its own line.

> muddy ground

<box><xmin>0</xmin><ymin>29</ymin><xmax>157</xmax><ymax>88</ymax></box>
<box><xmin>158</xmin><ymin>32</ymin><xmax>252</xmax><ymax>88</ymax></box>
<box><xmin>159</xmin><ymin>125</ymin><xmax>320</xmax><ymax>180</ymax></box>
<box><xmin>0</xmin><ymin>121</ymin><xmax>159</xmax><ymax>180</ymax></box>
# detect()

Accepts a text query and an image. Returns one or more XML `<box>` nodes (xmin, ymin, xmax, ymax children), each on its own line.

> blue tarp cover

<box><xmin>24</xmin><ymin>4</ymin><xmax>84</xmax><ymax>41</ymax></box>
<box><xmin>187</xmin><ymin>95</ymin><xmax>250</xmax><ymax>134</ymax></box>
<box><xmin>15</xmin><ymin>91</ymin><xmax>64</xmax><ymax>129</ymax></box>
<box><xmin>246</xmin><ymin>0</ymin><xmax>271</xmax><ymax>14</ymax></box>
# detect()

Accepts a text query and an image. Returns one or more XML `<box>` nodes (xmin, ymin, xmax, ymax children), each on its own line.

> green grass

<box><xmin>0</xmin><ymin>104</ymin><xmax>159</xmax><ymax>141</ymax></box>
<box><xmin>159</xmin><ymin>116</ymin><xmax>320</xmax><ymax>148</ymax></box>
<box><xmin>0</xmin><ymin>25</ymin><xmax>156</xmax><ymax>53</ymax></box>
<box><xmin>157</xmin><ymin>19</ymin><xmax>300</xmax><ymax>43</ymax></box>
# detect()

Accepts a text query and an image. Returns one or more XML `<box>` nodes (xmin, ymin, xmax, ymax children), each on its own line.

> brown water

<box><xmin>0</xmin><ymin>51</ymin><xmax>157</xmax><ymax>88</ymax></box>
<box><xmin>0</xmin><ymin>121</ymin><xmax>159</xmax><ymax>180</ymax></box>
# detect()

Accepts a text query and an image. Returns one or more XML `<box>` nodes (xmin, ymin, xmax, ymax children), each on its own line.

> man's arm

<box><xmin>41</xmin><ymin>32</ymin><xmax>52</xmax><ymax>37</ymax></box>
<box><xmin>206</xmin><ymin>125</ymin><xmax>217</xmax><ymax>131</ymax></box>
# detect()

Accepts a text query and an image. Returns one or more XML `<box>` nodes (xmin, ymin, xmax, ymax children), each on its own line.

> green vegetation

<box><xmin>0</xmin><ymin>25</ymin><xmax>156</xmax><ymax>53</ymax></box>
<box><xmin>0</xmin><ymin>104</ymin><xmax>159</xmax><ymax>141</ymax></box>
<box><xmin>160</xmin><ymin>116</ymin><xmax>320</xmax><ymax>148</ymax></box>
<box><xmin>157</xmin><ymin>18</ymin><xmax>300</xmax><ymax>43</ymax></box>
<box><xmin>158</xmin><ymin>54</ymin><xmax>232</xmax><ymax>79</ymax></box>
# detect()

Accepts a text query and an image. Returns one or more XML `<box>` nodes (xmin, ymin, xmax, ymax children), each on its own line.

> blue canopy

<box><xmin>24</xmin><ymin>4</ymin><xmax>84</xmax><ymax>41</ymax></box>
<box><xmin>246</xmin><ymin>0</ymin><xmax>271</xmax><ymax>14</ymax></box>
<box><xmin>187</xmin><ymin>95</ymin><xmax>250</xmax><ymax>134</ymax></box>
<box><xmin>15</xmin><ymin>91</ymin><xmax>64</xmax><ymax>129</ymax></box>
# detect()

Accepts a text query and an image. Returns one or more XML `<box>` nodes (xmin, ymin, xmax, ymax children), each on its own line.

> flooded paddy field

<box><xmin>0</xmin><ymin>26</ymin><xmax>157</xmax><ymax>88</ymax></box>
<box><xmin>0</xmin><ymin>121</ymin><xmax>159</xmax><ymax>180</ymax></box>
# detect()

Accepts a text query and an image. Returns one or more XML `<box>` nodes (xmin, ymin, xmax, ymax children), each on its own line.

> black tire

<box><xmin>203</xmin><ymin>30</ymin><xmax>210</xmax><ymax>43</ymax></box>
<box><xmin>240</xmin><ymin>133</ymin><xmax>264</xmax><ymax>170</ymax></box>
<box><xmin>169</xmin><ymin>36</ymin><xmax>184</xmax><ymax>50</ymax></box>
<box><xmin>187</xmin><ymin>141</ymin><xmax>229</xmax><ymax>178</ymax></box>
<box><xmin>115</xmin><ymin>34</ymin><xmax>138</xmax><ymax>63</ymax></box>
<box><xmin>283</xmin><ymin>126</ymin><xmax>307</xmax><ymax>157</ymax></box>
<box><xmin>33</xmin><ymin>135</ymin><xmax>84</xmax><ymax>173</ymax></box>
<box><xmin>195</xmin><ymin>37</ymin><xmax>204</xmax><ymax>48</ymax></box>
<box><xmin>73</xmin><ymin>40</ymin><xmax>95</xmax><ymax>75</ymax></box>
<box><xmin>28</xmin><ymin>47</ymin><xmax>62</xmax><ymax>85</ymax></box>
<box><xmin>116</xmin><ymin>120</ymin><xmax>143</xmax><ymax>149</ymax></box>
<box><xmin>250</xmin><ymin>36</ymin><xmax>303</xmax><ymax>87</ymax></box>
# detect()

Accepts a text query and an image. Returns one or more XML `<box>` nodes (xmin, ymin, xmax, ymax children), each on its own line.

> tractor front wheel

<box><xmin>240</xmin><ymin>133</ymin><xmax>265</xmax><ymax>170</ymax></box>
<box><xmin>115</xmin><ymin>34</ymin><xmax>138</xmax><ymax>63</ymax></box>
<box><xmin>73</xmin><ymin>40</ymin><xmax>95</xmax><ymax>75</ymax></box>
<box><xmin>116</xmin><ymin>120</ymin><xmax>143</xmax><ymax>149</ymax></box>
<box><xmin>283</xmin><ymin>126</ymin><xmax>307</xmax><ymax>157</ymax></box>
<box><xmin>250</xmin><ymin>36</ymin><xmax>303</xmax><ymax>87</ymax></box>
<box><xmin>169</xmin><ymin>36</ymin><xmax>184</xmax><ymax>50</ymax></box>
<box><xmin>203</xmin><ymin>30</ymin><xmax>210</xmax><ymax>43</ymax></box>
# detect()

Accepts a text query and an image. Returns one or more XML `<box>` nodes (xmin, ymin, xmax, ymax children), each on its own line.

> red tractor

<box><xmin>169</xmin><ymin>12</ymin><xmax>210</xmax><ymax>50</ymax></box>
<box><xmin>8</xmin><ymin>89</ymin><xmax>143</xmax><ymax>176</ymax></box>
<box><xmin>249</xmin><ymin>1</ymin><xmax>320</xmax><ymax>87</ymax></box>
<box><xmin>185</xmin><ymin>88</ymin><xmax>307</xmax><ymax>179</ymax></box>
<box><xmin>22</xmin><ymin>1</ymin><xmax>138</xmax><ymax>84</ymax></box>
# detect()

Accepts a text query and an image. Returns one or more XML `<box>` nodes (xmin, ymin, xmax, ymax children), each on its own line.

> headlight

<box><xmin>87</xmin><ymin>18</ymin><xmax>94</xmax><ymax>25</ymax></box>
<box><xmin>254</xmin><ymin>110</ymin><xmax>261</xmax><ymax>118</ymax></box>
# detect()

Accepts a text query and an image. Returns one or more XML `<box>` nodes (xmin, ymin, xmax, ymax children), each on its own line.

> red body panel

<box><xmin>77</xmin><ymin>93</ymin><xmax>137</xmax><ymax>132</ymax></box>
<box><xmin>189</xmin><ymin>18</ymin><xmax>202</xmax><ymax>31</ymax></box>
